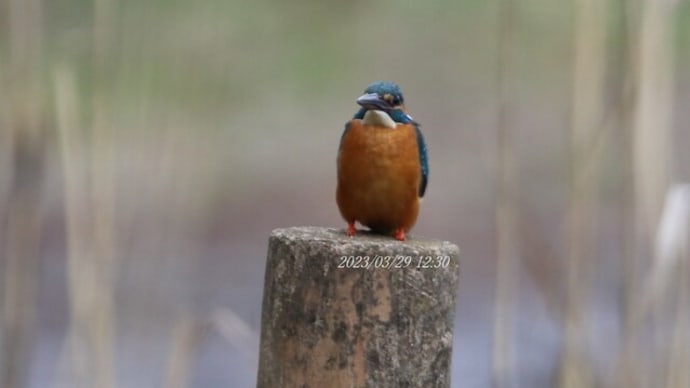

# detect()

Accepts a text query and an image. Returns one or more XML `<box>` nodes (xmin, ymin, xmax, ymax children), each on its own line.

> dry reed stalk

<box><xmin>213</xmin><ymin>308</ymin><xmax>259</xmax><ymax>365</ymax></box>
<box><xmin>665</xmin><ymin>229</ymin><xmax>689</xmax><ymax>388</ymax></box>
<box><xmin>1</xmin><ymin>0</ymin><xmax>45</xmax><ymax>387</ymax></box>
<box><xmin>636</xmin><ymin>186</ymin><xmax>690</xmax><ymax>321</ymax></box>
<box><xmin>624</xmin><ymin>0</ymin><xmax>678</xmax><ymax>385</ymax></box>
<box><xmin>55</xmin><ymin>64</ymin><xmax>90</xmax><ymax>388</ymax></box>
<box><xmin>87</xmin><ymin>0</ymin><xmax>118</xmax><ymax>386</ymax></box>
<box><xmin>164</xmin><ymin>309</ymin><xmax>258</xmax><ymax>388</ymax></box>
<box><xmin>165</xmin><ymin>315</ymin><xmax>205</xmax><ymax>388</ymax></box>
<box><xmin>642</xmin><ymin>185</ymin><xmax>689</xmax><ymax>387</ymax></box>
<box><xmin>492</xmin><ymin>0</ymin><xmax>518</xmax><ymax>386</ymax></box>
<box><xmin>610</xmin><ymin>1</ymin><xmax>650</xmax><ymax>386</ymax></box>
<box><xmin>54</xmin><ymin>62</ymin><xmax>116</xmax><ymax>388</ymax></box>
<box><xmin>633</xmin><ymin>0</ymin><xmax>675</xmax><ymax>243</ymax></box>
<box><xmin>2</xmin><ymin>138</ymin><xmax>44</xmax><ymax>388</ymax></box>
<box><xmin>666</xmin><ymin>235</ymin><xmax>688</xmax><ymax>388</ymax></box>
<box><xmin>615</xmin><ymin>0</ymin><xmax>640</xmax><ymax>385</ymax></box>
<box><xmin>559</xmin><ymin>0</ymin><xmax>607</xmax><ymax>386</ymax></box>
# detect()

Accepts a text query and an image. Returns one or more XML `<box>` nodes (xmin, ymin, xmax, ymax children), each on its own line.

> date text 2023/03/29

<box><xmin>337</xmin><ymin>255</ymin><xmax>451</xmax><ymax>269</ymax></box>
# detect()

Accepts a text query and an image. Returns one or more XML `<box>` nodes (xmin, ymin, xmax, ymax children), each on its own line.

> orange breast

<box><xmin>336</xmin><ymin>120</ymin><xmax>421</xmax><ymax>233</ymax></box>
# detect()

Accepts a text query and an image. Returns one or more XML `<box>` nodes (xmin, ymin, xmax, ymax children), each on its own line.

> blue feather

<box><xmin>388</xmin><ymin>109</ymin><xmax>413</xmax><ymax>124</ymax></box>
<box><xmin>414</xmin><ymin>125</ymin><xmax>429</xmax><ymax>197</ymax></box>
<box><xmin>387</xmin><ymin>110</ymin><xmax>428</xmax><ymax>197</ymax></box>
<box><xmin>353</xmin><ymin>108</ymin><xmax>367</xmax><ymax>120</ymax></box>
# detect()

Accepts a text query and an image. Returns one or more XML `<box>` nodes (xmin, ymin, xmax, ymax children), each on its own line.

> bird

<box><xmin>336</xmin><ymin>81</ymin><xmax>429</xmax><ymax>241</ymax></box>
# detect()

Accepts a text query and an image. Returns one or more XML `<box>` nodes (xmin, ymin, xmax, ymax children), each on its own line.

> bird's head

<box><xmin>356</xmin><ymin>81</ymin><xmax>405</xmax><ymax>112</ymax></box>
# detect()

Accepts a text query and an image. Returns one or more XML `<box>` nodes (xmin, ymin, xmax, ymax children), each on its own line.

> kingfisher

<box><xmin>336</xmin><ymin>81</ymin><xmax>429</xmax><ymax>241</ymax></box>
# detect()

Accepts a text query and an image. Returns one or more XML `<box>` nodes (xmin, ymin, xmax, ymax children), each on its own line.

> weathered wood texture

<box><xmin>257</xmin><ymin>227</ymin><xmax>460</xmax><ymax>388</ymax></box>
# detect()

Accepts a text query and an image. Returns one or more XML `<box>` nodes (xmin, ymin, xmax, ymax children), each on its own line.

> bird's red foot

<box><xmin>393</xmin><ymin>228</ymin><xmax>406</xmax><ymax>241</ymax></box>
<box><xmin>346</xmin><ymin>222</ymin><xmax>356</xmax><ymax>237</ymax></box>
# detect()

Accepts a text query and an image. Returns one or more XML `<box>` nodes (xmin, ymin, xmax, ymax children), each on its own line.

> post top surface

<box><xmin>270</xmin><ymin>226</ymin><xmax>459</xmax><ymax>257</ymax></box>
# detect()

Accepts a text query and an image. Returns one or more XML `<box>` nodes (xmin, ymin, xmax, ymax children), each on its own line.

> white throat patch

<box><xmin>362</xmin><ymin>110</ymin><xmax>397</xmax><ymax>129</ymax></box>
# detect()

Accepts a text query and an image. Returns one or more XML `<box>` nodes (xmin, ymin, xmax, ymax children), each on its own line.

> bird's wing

<box><xmin>337</xmin><ymin>120</ymin><xmax>355</xmax><ymax>165</ymax></box>
<box><xmin>414</xmin><ymin>124</ymin><xmax>429</xmax><ymax>197</ymax></box>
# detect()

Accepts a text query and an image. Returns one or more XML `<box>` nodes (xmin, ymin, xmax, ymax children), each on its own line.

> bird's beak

<box><xmin>356</xmin><ymin>93</ymin><xmax>390</xmax><ymax>111</ymax></box>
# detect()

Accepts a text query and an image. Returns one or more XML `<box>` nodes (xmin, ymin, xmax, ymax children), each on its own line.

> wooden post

<box><xmin>257</xmin><ymin>227</ymin><xmax>460</xmax><ymax>388</ymax></box>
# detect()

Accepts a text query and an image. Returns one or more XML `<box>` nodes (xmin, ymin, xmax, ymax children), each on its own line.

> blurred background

<box><xmin>1</xmin><ymin>0</ymin><xmax>689</xmax><ymax>387</ymax></box>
